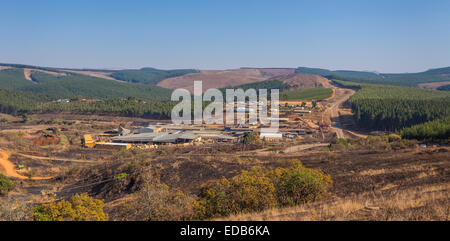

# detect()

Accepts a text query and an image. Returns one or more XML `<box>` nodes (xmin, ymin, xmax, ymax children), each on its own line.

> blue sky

<box><xmin>0</xmin><ymin>0</ymin><xmax>449</xmax><ymax>73</ymax></box>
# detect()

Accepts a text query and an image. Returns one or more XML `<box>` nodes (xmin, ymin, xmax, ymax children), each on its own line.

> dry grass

<box><xmin>219</xmin><ymin>184</ymin><xmax>450</xmax><ymax>221</ymax></box>
<box><xmin>359</xmin><ymin>169</ymin><xmax>387</xmax><ymax>176</ymax></box>
<box><xmin>23</xmin><ymin>68</ymin><xmax>67</xmax><ymax>81</ymax></box>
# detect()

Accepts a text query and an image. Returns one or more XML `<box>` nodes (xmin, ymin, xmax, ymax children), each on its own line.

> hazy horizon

<box><xmin>1</xmin><ymin>61</ymin><xmax>449</xmax><ymax>74</ymax></box>
<box><xmin>1</xmin><ymin>0</ymin><xmax>449</xmax><ymax>73</ymax></box>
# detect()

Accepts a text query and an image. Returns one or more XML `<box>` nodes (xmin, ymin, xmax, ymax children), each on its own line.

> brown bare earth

<box><xmin>0</xmin><ymin>66</ymin><xmax>12</xmax><ymax>71</ymax></box>
<box><xmin>268</xmin><ymin>73</ymin><xmax>330</xmax><ymax>89</ymax></box>
<box><xmin>418</xmin><ymin>81</ymin><xmax>450</xmax><ymax>90</ymax></box>
<box><xmin>0</xmin><ymin>150</ymin><xmax>51</xmax><ymax>180</ymax></box>
<box><xmin>157</xmin><ymin>68</ymin><xmax>295</xmax><ymax>93</ymax></box>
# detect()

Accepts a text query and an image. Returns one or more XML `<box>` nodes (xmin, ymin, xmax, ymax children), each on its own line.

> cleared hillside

<box><xmin>269</xmin><ymin>73</ymin><xmax>331</xmax><ymax>89</ymax></box>
<box><xmin>157</xmin><ymin>68</ymin><xmax>295</xmax><ymax>93</ymax></box>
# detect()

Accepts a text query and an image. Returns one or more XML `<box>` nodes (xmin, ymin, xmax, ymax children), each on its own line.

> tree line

<box><xmin>0</xmin><ymin>88</ymin><xmax>177</xmax><ymax>119</ymax></box>
<box><xmin>334</xmin><ymin>80</ymin><xmax>450</xmax><ymax>131</ymax></box>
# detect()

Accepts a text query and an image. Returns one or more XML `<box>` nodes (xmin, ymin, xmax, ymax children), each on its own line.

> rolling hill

<box><xmin>295</xmin><ymin>66</ymin><xmax>450</xmax><ymax>88</ymax></box>
<box><xmin>110</xmin><ymin>67</ymin><xmax>199</xmax><ymax>85</ymax></box>
<box><xmin>0</xmin><ymin>63</ymin><xmax>200</xmax><ymax>86</ymax></box>
<box><xmin>268</xmin><ymin>73</ymin><xmax>331</xmax><ymax>89</ymax></box>
<box><xmin>218</xmin><ymin>73</ymin><xmax>332</xmax><ymax>97</ymax></box>
<box><xmin>156</xmin><ymin>68</ymin><xmax>295</xmax><ymax>93</ymax></box>
<box><xmin>0</xmin><ymin>67</ymin><xmax>172</xmax><ymax>101</ymax></box>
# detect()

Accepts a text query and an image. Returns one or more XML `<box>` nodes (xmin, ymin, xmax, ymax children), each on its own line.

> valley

<box><xmin>0</xmin><ymin>63</ymin><xmax>449</xmax><ymax>221</ymax></box>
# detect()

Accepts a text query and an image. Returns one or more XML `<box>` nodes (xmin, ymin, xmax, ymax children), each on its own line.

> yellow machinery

<box><xmin>82</xmin><ymin>134</ymin><xmax>95</xmax><ymax>148</ymax></box>
<box><xmin>82</xmin><ymin>134</ymin><xmax>132</xmax><ymax>150</ymax></box>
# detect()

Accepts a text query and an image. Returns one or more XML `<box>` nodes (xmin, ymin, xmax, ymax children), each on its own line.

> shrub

<box><xmin>33</xmin><ymin>193</ymin><xmax>108</xmax><ymax>221</ymax></box>
<box><xmin>126</xmin><ymin>177</ymin><xmax>199</xmax><ymax>221</ymax></box>
<box><xmin>0</xmin><ymin>174</ymin><xmax>14</xmax><ymax>194</ymax></box>
<box><xmin>388</xmin><ymin>134</ymin><xmax>402</xmax><ymax>142</ymax></box>
<box><xmin>270</xmin><ymin>161</ymin><xmax>332</xmax><ymax>206</ymax></box>
<box><xmin>197</xmin><ymin>160</ymin><xmax>332</xmax><ymax>219</ymax></box>
<box><xmin>198</xmin><ymin>167</ymin><xmax>278</xmax><ymax>218</ymax></box>
<box><xmin>242</xmin><ymin>132</ymin><xmax>260</xmax><ymax>145</ymax></box>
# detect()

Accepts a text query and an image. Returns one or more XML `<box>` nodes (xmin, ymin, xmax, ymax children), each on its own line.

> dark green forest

<box><xmin>0</xmin><ymin>88</ymin><xmax>176</xmax><ymax>119</ymax></box>
<box><xmin>437</xmin><ymin>84</ymin><xmax>450</xmax><ymax>91</ymax></box>
<box><xmin>334</xmin><ymin>80</ymin><xmax>450</xmax><ymax>131</ymax></box>
<box><xmin>280</xmin><ymin>87</ymin><xmax>332</xmax><ymax>100</ymax></box>
<box><xmin>0</xmin><ymin>88</ymin><xmax>53</xmax><ymax>115</ymax></box>
<box><xmin>41</xmin><ymin>98</ymin><xmax>177</xmax><ymax>119</ymax></box>
<box><xmin>0</xmin><ymin>69</ymin><xmax>172</xmax><ymax>101</ymax></box>
<box><xmin>400</xmin><ymin>118</ymin><xmax>450</xmax><ymax>140</ymax></box>
<box><xmin>110</xmin><ymin>67</ymin><xmax>199</xmax><ymax>85</ymax></box>
<box><xmin>219</xmin><ymin>80</ymin><xmax>291</xmax><ymax>96</ymax></box>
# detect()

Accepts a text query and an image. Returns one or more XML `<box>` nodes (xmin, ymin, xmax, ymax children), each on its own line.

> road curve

<box><xmin>0</xmin><ymin>150</ymin><xmax>51</xmax><ymax>180</ymax></box>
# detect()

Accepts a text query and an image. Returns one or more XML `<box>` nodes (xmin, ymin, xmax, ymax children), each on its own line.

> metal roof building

<box><xmin>111</xmin><ymin>132</ymin><xmax>198</xmax><ymax>144</ymax></box>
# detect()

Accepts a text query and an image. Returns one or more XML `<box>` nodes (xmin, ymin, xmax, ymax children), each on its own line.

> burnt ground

<box><xmin>289</xmin><ymin>147</ymin><xmax>449</xmax><ymax>197</ymax></box>
<box><xmin>2</xmin><ymin>121</ymin><xmax>448</xmax><ymax>220</ymax></box>
<box><xmin>51</xmin><ymin>145</ymin><xmax>449</xmax><ymax>205</ymax></box>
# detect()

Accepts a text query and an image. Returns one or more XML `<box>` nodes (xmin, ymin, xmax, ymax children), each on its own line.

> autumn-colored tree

<box><xmin>33</xmin><ymin>193</ymin><xmax>108</xmax><ymax>221</ymax></box>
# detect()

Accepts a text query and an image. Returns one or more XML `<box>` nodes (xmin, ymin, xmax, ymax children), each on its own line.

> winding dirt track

<box><xmin>322</xmin><ymin>82</ymin><xmax>356</xmax><ymax>139</ymax></box>
<box><xmin>0</xmin><ymin>149</ymin><xmax>50</xmax><ymax>179</ymax></box>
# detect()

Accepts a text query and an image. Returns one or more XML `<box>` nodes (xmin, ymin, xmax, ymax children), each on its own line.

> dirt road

<box><xmin>331</xmin><ymin>101</ymin><xmax>345</xmax><ymax>139</ymax></box>
<box><xmin>0</xmin><ymin>150</ymin><xmax>51</xmax><ymax>180</ymax></box>
<box><xmin>323</xmin><ymin>83</ymin><xmax>356</xmax><ymax>139</ymax></box>
<box><xmin>255</xmin><ymin>143</ymin><xmax>330</xmax><ymax>155</ymax></box>
<box><xmin>16</xmin><ymin>153</ymin><xmax>99</xmax><ymax>163</ymax></box>
<box><xmin>282</xmin><ymin>143</ymin><xmax>330</xmax><ymax>153</ymax></box>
